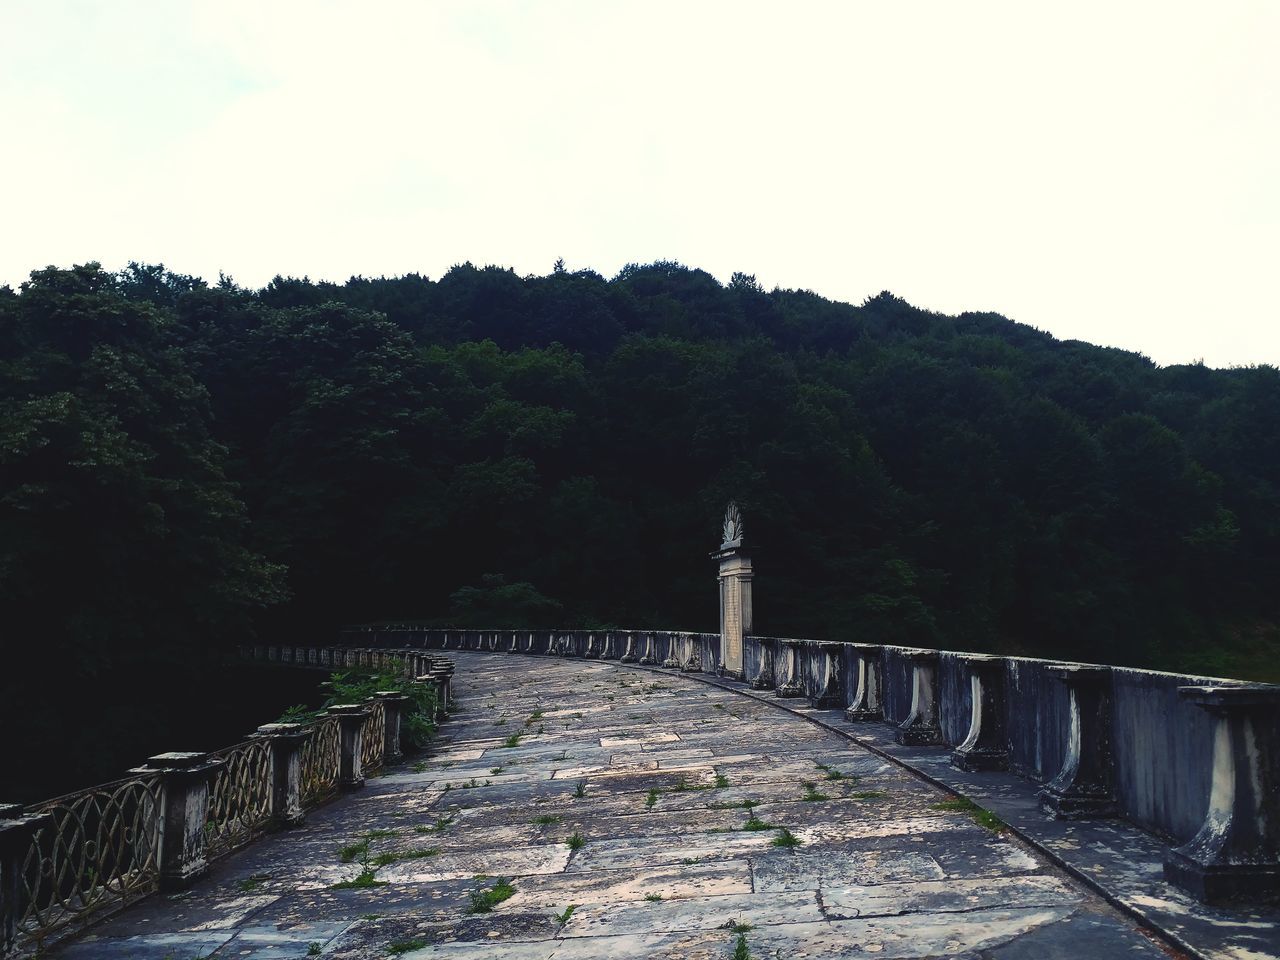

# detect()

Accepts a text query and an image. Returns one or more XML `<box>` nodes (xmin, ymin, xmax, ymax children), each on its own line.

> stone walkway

<box><xmin>57</xmin><ymin>653</ymin><xmax>1178</xmax><ymax>959</ymax></box>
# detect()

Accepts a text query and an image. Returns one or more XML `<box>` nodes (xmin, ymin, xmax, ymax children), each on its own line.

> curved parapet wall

<box><xmin>330</xmin><ymin>625</ymin><xmax>1280</xmax><ymax>905</ymax></box>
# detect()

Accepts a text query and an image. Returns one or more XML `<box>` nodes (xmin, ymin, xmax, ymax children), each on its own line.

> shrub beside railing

<box><xmin>0</xmin><ymin>648</ymin><xmax>455</xmax><ymax>958</ymax></box>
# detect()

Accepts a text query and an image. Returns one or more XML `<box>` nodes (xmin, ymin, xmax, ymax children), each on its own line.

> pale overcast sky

<box><xmin>1</xmin><ymin>1</ymin><xmax>1276</xmax><ymax>367</ymax></box>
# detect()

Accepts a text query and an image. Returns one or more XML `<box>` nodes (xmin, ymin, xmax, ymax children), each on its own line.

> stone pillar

<box><xmin>374</xmin><ymin>692</ymin><xmax>410</xmax><ymax>764</ymax></box>
<box><xmin>507</xmin><ymin>631</ymin><xmax>520</xmax><ymax>654</ymax></box>
<box><xmin>620</xmin><ymin>631</ymin><xmax>638</xmax><ymax>663</ymax></box>
<box><xmin>776</xmin><ymin>639</ymin><xmax>805</xmax><ymax>698</ymax></box>
<box><xmin>252</xmin><ymin>723</ymin><xmax>313</xmax><ymax>829</ymax></box>
<box><xmin>950</xmin><ymin>654</ymin><xmax>1008</xmax><ymax>771</ymax></box>
<box><xmin>328</xmin><ymin>705</ymin><xmax>370</xmax><ymax>790</ymax></box>
<box><xmin>845</xmin><ymin>644</ymin><xmax>883</xmax><ymax>721</ymax></box>
<box><xmin>1038</xmin><ymin>665</ymin><xmax>1116</xmax><ymax>818</ymax></box>
<box><xmin>135</xmin><ymin>752</ymin><xmax>225</xmax><ymax>891</ymax></box>
<box><xmin>809</xmin><ymin>642</ymin><xmax>844</xmax><ymax>709</ymax></box>
<box><xmin>584</xmin><ymin>633</ymin><xmax>600</xmax><ymax>659</ymax></box>
<box><xmin>895</xmin><ymin>651</ymin><xmax>943</xmax><ymax>746</ymax></box>
<box><xmin>1164</xmin><ymin>685</ymin><xmax>1280</xmax><ymax>903</ymax></box>
<box><xmin>750</xmin><ymin>637</ymin><xmax>775</xmax><ymax>690</ymax></box>
<box><xmin>712</xmin><ymin>501</ymin><xmax>752</xmax><ymax>681</ymax></box>
<box><xmin>639</xmin><ymin>631</ymin><xmax>657</xmax><ymax>666</ymax></box>
<box><xmin>0</xmin><ymin>804</ymin><xmax>51</xmax><ymax>954</ymax></box>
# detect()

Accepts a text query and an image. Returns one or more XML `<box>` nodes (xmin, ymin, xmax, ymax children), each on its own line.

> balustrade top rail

<box><xmin>0</xmin><ymin>647</ymin><xmax>455</xmax><ymax>959</ymax></box>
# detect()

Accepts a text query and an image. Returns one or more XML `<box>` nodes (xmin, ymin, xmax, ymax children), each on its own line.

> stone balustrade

<box><xmin>331</xmin><ymin>625</ymin><xmax>1280</xmax><ymax>905</ymax></box>
<box><xmin>0</xmin><ymin>648</ymin><xmax>456</xmax><ymax>958</ymax></box>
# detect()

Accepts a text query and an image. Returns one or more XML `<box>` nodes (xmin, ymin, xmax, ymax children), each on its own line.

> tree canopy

<box><xmin>4</xmin><ymin>260</ymin><xmax>1278</xmax><ymax>682</ymax></box>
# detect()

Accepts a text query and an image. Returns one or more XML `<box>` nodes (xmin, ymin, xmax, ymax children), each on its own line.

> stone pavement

<box><xmin>55</xmin><ymin>652</ymin><xmax>1179</xmax><ymax>959</ymax></box>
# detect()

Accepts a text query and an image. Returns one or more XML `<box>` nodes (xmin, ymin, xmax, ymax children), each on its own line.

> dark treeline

<box><xmin>3</xmin><ymin>259</ymin><xmax>1279</xmax><ymax>699</ymax></box>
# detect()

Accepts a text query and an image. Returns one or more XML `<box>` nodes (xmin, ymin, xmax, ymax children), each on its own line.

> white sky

<box><xmin>1</xmin><ymin>1</ymin><xmax>1276</xmax><ymax>367</ymax></box>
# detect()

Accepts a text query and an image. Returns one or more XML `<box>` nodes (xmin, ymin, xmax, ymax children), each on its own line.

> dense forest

<box><xmin>3</xmin><ymin>259</ymin><xmax>1279</xmax><ymax>699</ymax></box>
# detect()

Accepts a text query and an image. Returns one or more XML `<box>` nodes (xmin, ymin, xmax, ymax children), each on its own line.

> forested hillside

<box><xmin>4</xmin><ymin>260</ymin><xmax>1279</xmax><ymax>684</ymax></box>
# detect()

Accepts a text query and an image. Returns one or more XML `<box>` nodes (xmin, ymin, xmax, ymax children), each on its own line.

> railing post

<box><xmin>639</xmin><ymin>631</ymin><xmax>657</xmax><ymax>666</ymax></box>
<box><xmin>134</xmin><ymin>752</ymin><xmax>225</xmax><ymax>891</ymax></box>
<box><xmin>1164</xmin><ymin>685</ymin><xmax>1280</xmax><ymax>903</ymax></box>
<box><xmin>1038</xmin><ymin>665</ymin><xmax>1116</xmax><ymax>818</ymax></box>
<box><xmin>0</xmin><ymin>804</ymin><xmax>51</xmax><ymax>955</ymax></box>
<box><xmin>328</xmin><ymin>705</ymin><xmax>370</xmax><ymax>790</ymax></box>
<box><xmin>374</xmin><ymin>692</ymin><xmax>410</xmax><ymax>763</ymax></box>
<box><xmin>415</xmin><ymin>674</ymin><xmax>444</xmax><ymax>720</ymax></box>
<box><xmin>951</xmin><ymin>654</ymin><xmax>1008</xmax><ymax>771</ymax></box>
<box><xmin>844</xmin><ymin>644</ymin><xmax>883</xmax><ymax>721</ymax></box>
<box><xmin>895</xmin><ymin>650</ymin><xmax>943</xmax><ymax>745</ymax></box>
<box><xmin>251</xmin><ymin>723</ymin><xmax>313</xmax><ymax>829</ymax></box>
<box><xmin>776</xmin><ymin>640</ymin><xmax>804</xmax><ymax>698</ymax></box>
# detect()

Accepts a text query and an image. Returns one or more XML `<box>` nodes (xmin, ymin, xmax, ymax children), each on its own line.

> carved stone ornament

<box><xmin>722</xmin><ymin>501</ymin><xmax>744</xmax><ymax>548</ymax></box>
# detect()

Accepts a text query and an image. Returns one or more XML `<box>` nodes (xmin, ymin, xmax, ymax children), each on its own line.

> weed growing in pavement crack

<box><xmin>771</xmin><ymin>828</ymin><xmax>801</xmax><ymax>848</ymax></box>
<box><xmin>574</xmin><ymin>780</ymin><xmax>587</xmax><ymax>798</ymax></box>
<box><xmin>931</xmin><ymin>796</ymin><xmax>1005</xmax><ymax>832</ymax></box>
<box><xmin>414</xmin><ymin>815</ymin><xmax>453</xmax><ymax>835</ymax></box>
<box><xmin>801</xmin><ymin>781</ymin><xmax>830</xmax><ymax>802</ymax></box>
<box><xmin>467</xmin><ymin>877</ymin><xmax>515</xmax><ymax>913</ymax></box>
<box><xmin>555</xmin><ymin>904</ymin><xmax>577</xmax><ymax>924</ymax></box>
<box><xmin>567</xmin><ymin>831</ymin><xmax>585</xmax><ymax>851</ymax></box>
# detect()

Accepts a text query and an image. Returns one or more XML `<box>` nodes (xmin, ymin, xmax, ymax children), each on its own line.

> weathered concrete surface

<box><xmin>53</xmin><ymin>653</ymin><xmax>1175</xmax><ymax>959</ymax></box>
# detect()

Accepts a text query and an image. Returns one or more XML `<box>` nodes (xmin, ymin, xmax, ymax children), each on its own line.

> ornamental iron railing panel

<box><xmin>299</xmin><ymin>716</ymin><xmax>341</xmax><ymax>806</ymax></box>
<box><xmin>205</xmin><ymin>738</ymin><xmax>274</xmax><ymax>859</ymax></box>
<box><xmin>17</xmin><ymin>773</ymin><xmax>164</xmax><ymax>951</ymax></box>
<box><xmin>360</xmin><ymin>700</ymin><xmax>386</xmax><ymax>771</ymax></box>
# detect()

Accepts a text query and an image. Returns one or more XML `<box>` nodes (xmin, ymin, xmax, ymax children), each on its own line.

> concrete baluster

<box><xmin>844</xmin><ymin>644</ymin><xmax>883</xmax><ymax>721</ymax></box>
<box><xmin>1163</xmin><ymin>685</ymin><xmax>1280</xmax><ymax>902</ymax></box>
<box><xmin>950</xmin><ymin>654</ymin><xmax>1009</xmax><ymax>771</ymax></box>
<box><xmin>895</xmin><ymin>651</ymin><xmax>944</xmax><ymax>745</ymax></box>
<box><xmin>809</xmin><ymin>642</ymin><xmax>844</xmax><ymax>709</ymax></box>
<box><xmin>620</xmin><ymin>631</ymin><xmax>638</xmax><ymax>663</ymax></box>
<box><xmin>639</xmin><ymin>631</ymin><xmax>657</xmax><ymax>666</ymax></box>
<box><xmin>682</xmin><ymin>633</ymin><xmax>703</xmax><ymax>672</ymax></box>
<box><xmin>662</xmin><ymin>631</ymin><xmax>681</xmax><ymax>669</ymax></box>
<box><xmin>776</xmin><ymin>640</ymin><xmax>805</xmax><ymax>698</ymax></box>
<box><xmin>749</xmin><ymin>637</ymin><xmax>775</xmax><ymax>690</ymax></box>
<box><xmin>1038</xmin><ymin>665</ymin><xmax>1117</xmax><ymax>818</ymax></box>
